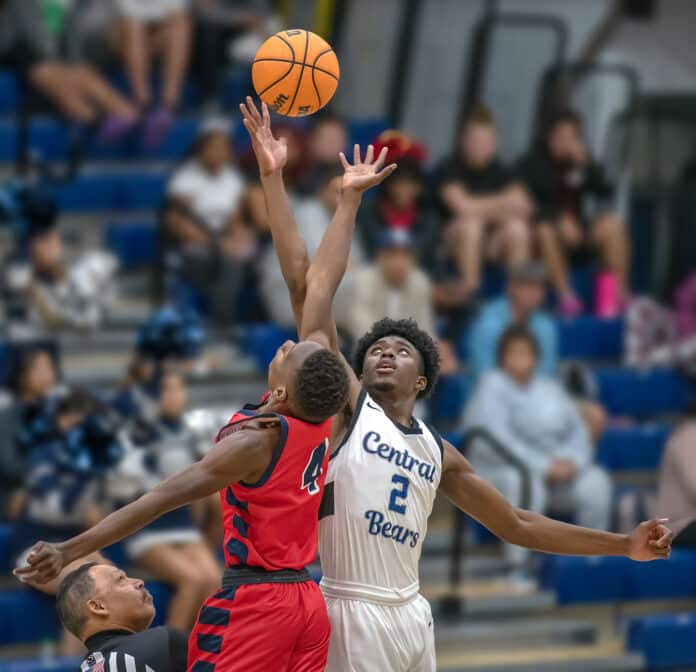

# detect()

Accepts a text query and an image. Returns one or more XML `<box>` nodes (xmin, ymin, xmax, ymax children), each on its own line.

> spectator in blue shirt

<box><xmin>468</xmin><ymin>261</ymin><xmax>558</xmax><ymax>378</ymax></box>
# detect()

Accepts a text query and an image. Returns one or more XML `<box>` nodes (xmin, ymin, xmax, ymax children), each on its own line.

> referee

<box><xmin>56</xmin><ymin>563</ymin><xmax>188</xmax><ymax>672</ymax></box>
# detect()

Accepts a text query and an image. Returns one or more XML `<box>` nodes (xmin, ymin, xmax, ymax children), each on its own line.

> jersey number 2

<box><xmin>302</xmin><ymin>440</ymin><xmax>327</xmax><ymax>496</ymax></box>
<box><xmin>388</xmin><ymin>474</ymin><xmax>410</xmax><ymax>514</ymax></box>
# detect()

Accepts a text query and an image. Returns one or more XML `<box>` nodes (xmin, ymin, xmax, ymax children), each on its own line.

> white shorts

<box><xmin>324</xmin><ymin>594</ymin><xmax>436</xmax><ymax>672</ymax></box>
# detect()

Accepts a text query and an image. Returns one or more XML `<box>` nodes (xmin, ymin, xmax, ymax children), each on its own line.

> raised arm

<box><xmin>240</xmin><ymin>98</ymin><xmax>310</xmax><ymax>328</ymax></box>
<box><xmin>439</xmin><ymin>441</ymin><xmax>672</xmax><ymax>560</ymax></box>
<box><xmin>14</xmin><ymin>422</ymin><xmax>279</xmax><ymax>584</ymax></box>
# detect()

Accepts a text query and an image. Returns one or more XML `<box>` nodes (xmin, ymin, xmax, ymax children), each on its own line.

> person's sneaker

<box><xmin>143</xmin><ymin>106</ymin><xmax>174</xmax><ymax>149</ymax></box>
<box><xmin>559</xmin><ymin>292</ymin><xmax>583</xmax><ymax>317</ymax></box>
<box><xmin>97</xmin><ymin>114</ymin><xmax>138</xmax><ymax>145</ymax></box>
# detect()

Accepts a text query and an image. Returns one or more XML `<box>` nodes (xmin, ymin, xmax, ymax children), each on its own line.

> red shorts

<box><xmin>188</xmin><ymin>580</ymin><xmax>330</xmax><ymax>672</ymax></box>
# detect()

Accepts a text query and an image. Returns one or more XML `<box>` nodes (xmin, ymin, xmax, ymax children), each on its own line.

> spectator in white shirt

<box><xmin>163</xmin><ymin>119</ymin><xmax>254</xmax><ymax>325</ymax></box>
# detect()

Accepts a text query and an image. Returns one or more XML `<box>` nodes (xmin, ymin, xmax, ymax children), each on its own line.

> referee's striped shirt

<box><xmin>80</xmin><ymin>627</ymin><xmax>188</xmax><ymax>672</ymax></box>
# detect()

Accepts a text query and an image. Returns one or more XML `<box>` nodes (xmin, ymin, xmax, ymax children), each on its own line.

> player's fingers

<box><xmin>261</xmin><ymin>101</ymin><xmax>270</xmax><ymax>126</ymax></box>
<box><xmin>375</xmin><ymin>163</ymin><xmax>398</xmax><ymax>181</ymax></box>
<box><xmin>374</xmin><ymin>146</ymin><xmax>389</xmax><ymax>170</ymax></box>
<box><xmin>246</xmin><ymin>96</ymin><xmax>262</xmax><ymax>124</ymax></box>
<box><xmin>353</xmin><ymin>144</ymin><xmax>360</xmax><ymax>165</ymax></box>
<box><xmin>365</xmin><ymin>144</ymin><xmax>374</xmax><ymax>165</ymax></box>
<box><xmin>642</xmin><ymin>518</ymin><xmax>669</xmax><ymax>530</ymax></box>
<box><xmin>338</xmin><ymin>152</ymin><xmax>350</xmax><ymax>170</ymax></box>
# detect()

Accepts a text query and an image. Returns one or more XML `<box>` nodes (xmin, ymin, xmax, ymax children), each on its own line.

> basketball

<box><xmin>251</xmin><ymin>29</ymin><xmax>340</xmax><ymax>117</ymax></box>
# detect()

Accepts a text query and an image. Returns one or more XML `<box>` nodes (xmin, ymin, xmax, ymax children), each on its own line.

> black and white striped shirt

<box><xmin>81</xmin><ymin>627</ymin><xmax>188</xmax><ymax>672</ymax></box>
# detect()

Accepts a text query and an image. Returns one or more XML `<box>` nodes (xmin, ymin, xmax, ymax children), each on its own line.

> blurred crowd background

<box><xmin>1</xmin><ymin>0</ymin><xmax>696</xmax><ymax>671</ymax></box>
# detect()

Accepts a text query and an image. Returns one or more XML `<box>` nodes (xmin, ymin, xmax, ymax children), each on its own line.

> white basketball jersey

<box><xmin>319</xmin><ymin>389</ymin><xmax>442</xmax><ymax>604</ymax></box>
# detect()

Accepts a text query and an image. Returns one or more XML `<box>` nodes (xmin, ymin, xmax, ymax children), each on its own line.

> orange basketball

<box><xmin>252</xmin><ymin>29</ymin><xmax>340</xmax><ymax>117</ymax></box>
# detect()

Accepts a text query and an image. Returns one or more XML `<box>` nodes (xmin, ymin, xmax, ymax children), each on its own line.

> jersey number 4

<box><xmin>302</xmin><ymin>440</ymin><xmax>328</xmax><ymax>496</ymax></box>
<box><xmin>388</xmin><ymin>474</ymin><xmax>410</xmax><ymax>514</ymax></box>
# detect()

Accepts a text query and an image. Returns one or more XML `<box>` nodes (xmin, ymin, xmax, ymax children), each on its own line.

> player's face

<box><xmin>361</xmin><ymin>336</ymin><xmax>426</xmax><ymax>399</ymax></box>
<box><xmin>268</xmin><ymin>339</ymin><xmax>323</xmax><ymax>390</ymax></box>
<box><xmin>89</xmin><ymin>565</ymin><xmax>155</xmax><ymax>631</ymax></box>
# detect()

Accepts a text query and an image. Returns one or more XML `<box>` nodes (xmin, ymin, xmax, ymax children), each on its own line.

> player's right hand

<box><xmin>13</xmin><ymin>541</ymin><xmax>66</xmax><ymax>585</ymax></box>
<box><xmin>240</xmin><ymin>96</ymin><xmax>288</xmax><ymax>177</ymax></box>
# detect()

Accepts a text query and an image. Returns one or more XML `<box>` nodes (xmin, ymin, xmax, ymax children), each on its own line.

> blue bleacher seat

<box><xmin>541</xmin><ymin>551</ymin><xmax>696</xmax><ymax>605</ymax></box>
<box><xmin>238</xmin><ymin>324</ymin><xmax>298</xmax><ymax>370</ymax></box>
<box><xmin>628</xmin><ymin>613</ymin><xmax>696</xmax><ymax>669</ymax></box>
<box><xmin>0</xmin><ymin>70</ymin><xmax>19</xmax><ymax>114</ymax></box>
<box><xmin>0</xmin><ymin>590</ymin><xmax>60</xmax><ymax>645</ymax></box>
<box><xmin>596</xmin><ymin>424</ymin><xmax>671</xmax><ymax>472</ymax></box>
<box><xmin>0</xmin><ymin>657</ymin><xmax>81</xmax><ymax>672</ymax></box>
<box><xmin>558</xmin><ymin>316</ymin><xmax>624</xmax><ymax>360</ymax></box>
<box><xmin>596</xmin><ymin>367</ymin><xmax>692</xmax><ymax>417</ymax></box>
<box><xmin>0</xmin><ymin>525</ymin><xmax>13</xmax><ymax>573</ymax></box>
<box><xmin>428</xmin><ymin>373</ymin><xmax>473</xmax><ymax>428</ymax></box>
<box><xmin>105</xmin><ymin>221</ymin><xmax>158</xmax><ymax>268</ymax></box>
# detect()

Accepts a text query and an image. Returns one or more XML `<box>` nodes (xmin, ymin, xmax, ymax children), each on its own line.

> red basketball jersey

<box><xmin>215</xmin><ymin>395</ymin><xmax>331</xmax><ymax>571</ymax></box>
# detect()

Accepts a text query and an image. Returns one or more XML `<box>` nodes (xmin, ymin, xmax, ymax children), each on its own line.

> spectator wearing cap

<box><xmin>518</xmin><ymin>110</ymin><xmax>629</xmax><ymax>316</ymax></box>
<box><xmin>163</xmin><ymin>120</ymin><xmax>256</xmax><ymax>325</ymax></box>
<box><xmin>348</xmin><ymin>229</ymin><xmax>435</xmax><ymax>341</ymax></box>
<box><xmin>432</xmin><ymin>105</ymin><xmax>532</xmax><ymax>300</ymax></box>
<box><xmin>57</xmin><ymin>563</ymin><xmax>188</xmax><ymax>672</ymax></box>
<box><xmin>108</xmin><ymin>371</ymin><xmax>220</xmax><ymax>631</ymax></box>
<box><xmin>463</xmin><ymin>325</ymin><xmax>612</xmax><ymax>576</ymax></box>
<box><xmin>259</xmin><ymin>163</ymin><xmax>363</xmax><ymax>328</ymax></box>
<box><xmin>357</xmin><ymin>131</ymin><xmax>440</xmax><ymax>275</ymax></box>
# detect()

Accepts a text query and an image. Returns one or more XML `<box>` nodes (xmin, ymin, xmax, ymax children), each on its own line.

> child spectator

<box><xmin>463</xmin><ymin>325</ymin><xmax>612</xmax><ymax>574</ymax></box>
<box><xmin>357</xmin><ymin>131</ymin><xmax>440</xmax><ymax>274</ymax></box>
<box><xmin>0</xmin><ymin>0</ymin><xmax>139</xmax><ymax>141</ymax></box>
<box><xmin>433</xmin><ymin>105</ymin><xmax>532</xmax><ymax>298</ymax></box>
<box><xmin>163</xmin><ymin>119</ymin><xmax>254</xmax><ymax>325</ymax></box>
<box><xmin>110</xmin><ymin>0</ymin><xmax>192</xmax><ymax>147</ymax></box>
<box><xmin>519</xmin><ymin>109</ymin><xmax>629</xmax><ymax>316</ymax></box>
<box><xmin>108</xmin><ymin>371</ymin><xmax>220</xmax><ymax>631</ymax></box>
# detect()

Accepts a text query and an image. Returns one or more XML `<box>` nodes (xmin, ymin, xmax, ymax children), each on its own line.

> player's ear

<box><xmin>415</xmin><ymin>376</ymin><xmax>427</xmax><ymax>394</ymax></box>
<box><xmin>272</xmin><ymin>385</ymin><xmax>288</xmax><ymax>403</ymax></box>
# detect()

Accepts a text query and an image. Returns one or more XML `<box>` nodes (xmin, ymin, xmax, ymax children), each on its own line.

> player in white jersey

<box><xmin>240</xmin><ymin>98</ymin><xmax>673</xmax><ymax>672</ymax></box>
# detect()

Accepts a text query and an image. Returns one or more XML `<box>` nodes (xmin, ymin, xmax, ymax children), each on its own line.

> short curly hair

<box><xmin>353</xmin><ymin>318</ymin><xmax>440</xmax><ymax>399</ymax></box>
<box><xmin>293</xmin><ymin>349</ymin><xmax>350</xmax><ymax>423</ymax></box>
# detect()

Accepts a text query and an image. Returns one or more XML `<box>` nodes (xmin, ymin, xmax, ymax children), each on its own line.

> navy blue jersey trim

<box><xmin>329</xmin><ymin>388</ymin><xmax>367</xmax><ymax>461</ymax></box>
<box><xmin>388</xmin><ymin>415</ymin><xmax>423</xmax><ymax>436</ymax></box>
<box><xmin>239</xmin><ymin>414</ymin><xmax>289</xmax><ymax>488</ymax></box>
<box><xmin>423</xmin><ymin>420</ymin><xmax>444</xmax><ymax>462</ymax></box>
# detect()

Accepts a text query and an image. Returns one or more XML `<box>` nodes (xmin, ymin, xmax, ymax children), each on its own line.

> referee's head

<box><xmin>56</xmin><ymin>563</ymin><xmax>155</xmax><ymax>640</ymax></box>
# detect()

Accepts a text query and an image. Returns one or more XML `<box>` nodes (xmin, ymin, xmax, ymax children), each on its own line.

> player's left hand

<box><xmin>339</xmin><ymin>144</ymin><xmax>397</xmax><ymax>195</ymax></box>
<box><xmin>628</xmin><ymin>518</ymin><xmax>673</xmax><ymax>561</ymax></box>
<box><xmin>13</xmin><ymin>541</ymin><xmax>66</xmax><ymax>584</ymax></box>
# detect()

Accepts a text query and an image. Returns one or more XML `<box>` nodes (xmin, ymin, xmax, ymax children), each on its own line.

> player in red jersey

<box><xmin>15</xmin><ymin>104</ymin><xmax>396</xmax><ymax>671</ymax></box>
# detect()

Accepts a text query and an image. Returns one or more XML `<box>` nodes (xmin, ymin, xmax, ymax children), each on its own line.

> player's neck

<box><xmin>369</xmin><ymin>390</ymin><xmax>416</xmax><ymax>427</ymax></box>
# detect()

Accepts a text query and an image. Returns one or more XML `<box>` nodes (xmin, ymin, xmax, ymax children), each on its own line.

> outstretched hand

<box><xmin>240</xmin><ymin>97</ymin><xmax>287</xmax><ymax>177</ymax></box>
<box><xmin>13</xmin><ymin>541</ymin><xmax>66</xmax><ymax>584</ymax></box>
<box><xmin>340</xmin><ymin>144</ymin><xmax>397</xmax><ymax>197</ymax></box>
<box><xmin>628</xmin><ymin>518</ymin><xmax>672</xmax><ymax>561</ymax></box>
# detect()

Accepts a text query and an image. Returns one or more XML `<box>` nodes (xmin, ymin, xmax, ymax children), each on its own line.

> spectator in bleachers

<box><xmin>468</xmin><ymin>261</ymin><xmax>557</xmax><ymax>378</ymax></box>
<box><xmin>3</xmin><ymin>216</ymin><xmax>118</xmax><ymax>339</ymax></box>
<box><xmin>163</xmin><ymin>119</ymin><xmax>255</xmax><ymax>325</ymax></box>
<box><xmin>357</xmin><ymin>132</ymin><xmax>440</xmax><ymax>274</ymax></box>
<box><xmin>433</xmin><ymin>104</ymin><xmax>532</xmax><ymax>300</ymax></box>
<box><xmin>108</xmin><ymin>371</ymin><xmax>219</xmax><ymax>631</ymax></box>
<box><xmin>110</xmin><ymin>0</ymin><xmax>192</xmax><ymax>147</ymax></box>
<box><xmin>348</xmin><ymin>229</ymin><xmax>434</xmax><ymax>340</ymax></box>
<box><xmin>519</xmin><ymin>109</ymin><xmax>629</xmax><ymax>317</ymax></box>
<box><xmin>259</xmin><ymin>164</ymin><xmax>362</xmax><ymax>328</ymax></box>
<box><xmin>0</xmin><ymin>348</ymin><xmax>61</xmax><ymax>520</ymax></box>
<box><xmin>657</xmin><ymin>415</ymin><xmax>696</xmax><ymax>548</ymax></box>
<box><xmin>0</xmin><ymin>0</ymin><xmax>139</xmax><ymax>142</ymax></box>
<box><xmin>463</xmin><ymin>325</ymin><xmax>612</xmax><ymax>574</ymax></box>
<box><xmin>299</xmin><ymin>111</ymin><xmax>350</xmax><ymax>194</ymax></box>
<box><xmin>192</xmin><ymin>0</ymin><xmax>274</xmax><ymax>106</ymax></box>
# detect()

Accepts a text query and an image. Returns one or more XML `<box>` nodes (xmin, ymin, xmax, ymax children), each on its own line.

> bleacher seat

<box><xmin>105</xmin><ymin>221</ymin><xmax>158</xmax><ymax>268</ymax></box>
<box><xmin>558</xmin><ymin>316</ymin><xmax>624</xmax><ymax>360</ymax></box>
<box><xmin>595</xmin><ymin>367</ymin><xmax>692</xmax><ymax>417</ymax></box>
<box><xmin>596</xmin><ymin>424</ymin><xmax>671</xmax><ymax>472</ymax></box>
<box><xmin>0</xmin><ymin>525</ymin><xmax>13</xmax><ymax>573</ymax></box>
<box><xmin>0</xmin><ymin>70</ymin><xmax>19</xmax><ymax>114</ymax></box>
<box><xmin>238</xmin><ymin>324</ymin><xmax>297</xmax><ymax>370</ymax></box>
<box><xmin>628</xmin><ymin>613</ymin><xmax>696</xmax><ymax>669</ymax></box>
<box><xmin>0</xmin><ymin>657</ymin><xmax>81</xmax><ymax>672</ymax></box>
<box><xmin>541</xmin><ymin>551</ymin><xmax>696</xmax><ymax>605</ymax></box>
<box><xmin>0</xmin><ymin>590</ymin><xmax>60</xmax><ymax>645</ymax></box>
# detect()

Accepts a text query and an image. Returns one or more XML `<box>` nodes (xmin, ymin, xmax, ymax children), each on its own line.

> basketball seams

<box><xmin>311</xmin><ymin>65</ymin><xmax>322</xmax><ymax>108</ymax></box>
<box><xmin>273</xmin><ymin>33</ymin><xmax>296</xmax><ymax>61</ymax></box>
<box><xmin>286</xmin><ymin>30</ymin><xmax>310</xmax><ymax>116</ymax></box>
<box><xmin>252</xmin><ymin>58</ymin><xmax>339</xmax><ymax>81</ymax></box>
<box><xmin>255</xmin><ymin>61</ymin><xmax>297</xmax><ymax>97</ymax></box>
